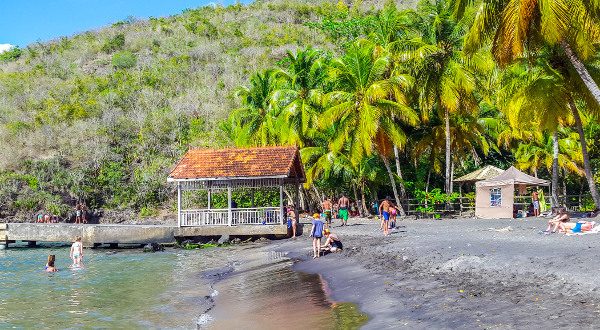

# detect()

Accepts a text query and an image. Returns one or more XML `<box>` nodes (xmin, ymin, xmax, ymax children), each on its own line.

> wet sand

<box><xmin>259</xmin><ymin>216</ymin><xmax>600</xmax><ymax>329</ymax></box>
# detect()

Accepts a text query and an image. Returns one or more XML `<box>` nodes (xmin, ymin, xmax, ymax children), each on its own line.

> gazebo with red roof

<box><xmin>168</xmin><ymin>146</ymin><xmax>305</xmax><ymax>227</ymax></box>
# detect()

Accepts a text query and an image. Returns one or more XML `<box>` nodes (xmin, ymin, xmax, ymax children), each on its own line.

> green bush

<box><xmin>102</xmin><ymin>33</ymin><xmax>126</xmax><ymax>52</ymax></box>
<box><xmin>0</xmin><ymin>46</ymin><xmax>22</xmax><ymax>62</ymax></box>
<box><xmin>112</xmin><ymin>51</ymin><xmax>137</xmax><ymax>69</ymax></box>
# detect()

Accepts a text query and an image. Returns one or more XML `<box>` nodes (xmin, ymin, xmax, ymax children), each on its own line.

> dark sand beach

<box><xmin>216</xmin><ymin>216</ymin><xmax>600</xmax><ymax>329</ymax></box>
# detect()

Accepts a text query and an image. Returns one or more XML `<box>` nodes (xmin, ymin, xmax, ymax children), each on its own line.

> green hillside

<box><xmin>0</xmin><ymin>0</ymin><xmax>346</xmax><ymax>219</ymax></box>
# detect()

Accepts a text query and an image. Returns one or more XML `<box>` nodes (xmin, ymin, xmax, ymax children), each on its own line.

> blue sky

<box><xmin>0</xmin><ymin>0</ymin><xmax>248</xmax><ymax>48</ymax></box>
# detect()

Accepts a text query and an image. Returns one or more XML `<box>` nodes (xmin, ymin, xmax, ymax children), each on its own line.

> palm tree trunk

<box><xmin>393</xmin><ymin>145</ymin><xmax>407</xmax><ymax>199</ymax></box>
<box><xmin>352</xmin><ymin>183</ymin><xmax>363</xmax><ymax>217</ymax></box>
<box><xmin>552</xmin><ymin>130</ymin><xmax>560</xmax><ymax>208</ymax></box>
<box><xmin>380</xmin><ymin>154</ymin><xmax>405</xmax><ymax>216</ymax></box>
<box><xmin>360</xmin><ymin>182</ymin><xmax>371</xmax><ymax>216</ymax></box>
<box><xmin>569</xmin><ymin>97</ymin><xmax>600</xmax><ymax>208</ymax></box>
<box><xmin>444</xmin><ymin>108</ymin><xmax>452</xmax><ymax>195</ymax></box>
<box><xmin>561</xmin><ymin>41</ymin><xmax>600</xmax><ymax>106</ymax></box>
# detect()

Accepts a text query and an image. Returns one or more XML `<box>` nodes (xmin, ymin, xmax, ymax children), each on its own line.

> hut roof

<box><xmin>455</xmin><ymin>165</ymin><xmax>505</xmax><ymax>183</ymax></box>
<box><xmin>168</xmin><ymin>146</ymin><xmax>305</xmax><ymax>181</ymax></box>
<box><xmin>476</xmin><ymin>166</ymin><xmax>549</xmax><ymax>187</ymax></box>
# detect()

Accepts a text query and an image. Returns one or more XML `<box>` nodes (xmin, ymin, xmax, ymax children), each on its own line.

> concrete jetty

<box><xmin>0</xmin><ymin>223</ymin><xmax>288</xmax><ymax>248</ymax></box>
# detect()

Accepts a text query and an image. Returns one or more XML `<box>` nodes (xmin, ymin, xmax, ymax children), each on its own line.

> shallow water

<box><xmin>0</xmin><ymin>244</ymin><xmax>367</xmax><ymax>329</ymax></box>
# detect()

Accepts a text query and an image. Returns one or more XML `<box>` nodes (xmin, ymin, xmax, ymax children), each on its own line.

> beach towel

<box><xmin>539</xmin><ymin>190</ymin><xmax>548</xmax><ymax>213</ymax></box>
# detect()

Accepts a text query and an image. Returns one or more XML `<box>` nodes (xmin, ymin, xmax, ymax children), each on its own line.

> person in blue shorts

<box><xmin>379</xmin><ymin>197</ymin><xmax>393</xmax><ymax>236</ymax></box>
<box><xmin>310</xmin><ymin>213</ymin><xmax>324</xmax><ymax>258</ymax></box>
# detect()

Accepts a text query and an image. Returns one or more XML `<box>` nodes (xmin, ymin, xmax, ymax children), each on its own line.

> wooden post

<box><xmin>294</xmin><ymin>179</ymin><xmax>300</xmax><ymax>224</ymax></box>
<box><xmin>208</xmin><ymin>182</ymin><xmax>212</xmax><ymax>210</ymax></box>
<box><xmin>177</xmin><ymin>182</ymin><xmax>182</xmax><ymax>227</ymax></box>
<box><xmin>228</xmin><ymin>184</ymin><xmax>233</xmax><ymax>226</ymax></box>
<box><xmin>280</xmin><ymin>179</ymin><xmax>285</xmax><ymax>225</ymax></box>
<box><xmin>459</xmin><ymin>184</ymin><xmax>463</xmax><ymax>215</ymax></box>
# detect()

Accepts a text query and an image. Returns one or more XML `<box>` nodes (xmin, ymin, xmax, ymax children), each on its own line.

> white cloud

<box><xmin>0</xmin><ymin>44</ymin><xmax>15</xmax><ymax>54</ymax></box>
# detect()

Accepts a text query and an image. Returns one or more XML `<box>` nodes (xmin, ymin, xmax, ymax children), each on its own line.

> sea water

<box><xmin>0</xmin><ymin>244</ymin><xmax>367</xmax><ymax>329</ymax></box>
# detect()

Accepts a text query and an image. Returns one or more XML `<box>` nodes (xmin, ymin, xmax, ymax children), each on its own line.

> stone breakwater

<box><xmin>0</xmin><ymin>223</ymin><xmax>288</xmax><ymax>248</ymax></box>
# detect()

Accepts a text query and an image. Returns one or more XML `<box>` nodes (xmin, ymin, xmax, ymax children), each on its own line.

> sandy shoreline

<box><xmin>256</xmin><ymin>216</ymin><xmax>600</xmax><ymax>329</ymax></box>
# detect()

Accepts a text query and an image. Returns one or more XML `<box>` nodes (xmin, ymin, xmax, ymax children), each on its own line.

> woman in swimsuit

<box><xmin>70</xmin><ymin>236</ymin><xmax>84</xmax><ymax>268</ymax></box>
<box><xmin>45</xmin><ymin>254</ymin><xmax>58</xmax><ymax>272</ymax></box>
<box><xmin>545</xmin><ymin>209</ymin><xmax>570</xmax><ymax>233</ymax></box>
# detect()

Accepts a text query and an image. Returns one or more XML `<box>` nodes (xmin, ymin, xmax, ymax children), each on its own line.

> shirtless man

<box><xmin>338</xmin><ymin>194</ymin><xmax>350</xmax><ymax>226</ymax></box>
<box><xmin>322</xmin><ymin>198</ymin><xmax>333</xmax><ymax>227</ymax></box>
<box><xmin>532</xmin><ymin>191</ymin><xmax>540</xmax><ymax>217</ymax></box>
<box><xmin>379</xmin><ymin>197</ymin><xmax>393</xmax><ymax>236</ymax></box>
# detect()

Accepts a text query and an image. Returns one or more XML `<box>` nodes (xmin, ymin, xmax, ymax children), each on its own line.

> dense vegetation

<box><xmin>226</xmin><ymin>0</ymin><xmax>600</xmax><ymax>214</ymax></box>
<box><xmin>1</xmin><ymin>0</ymin><xmax>599</xmax><ymax>220</ymax></box>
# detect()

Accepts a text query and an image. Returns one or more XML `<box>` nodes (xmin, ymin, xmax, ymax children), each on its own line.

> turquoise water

<box><xmin>0</xmin><ymin>245</ymin><xmax>212</xmax><ymax>329</ymax></box>
<box><xmin>0</xmin><ymin>244</ymin><xmax>369</xmax><ymax>329</ymax></box>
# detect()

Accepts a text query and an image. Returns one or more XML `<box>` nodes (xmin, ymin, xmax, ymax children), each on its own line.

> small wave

<box><xmin>196</xmin><ymin>313</ymin><xmax>213</xmax><ymax>329</ymax></box>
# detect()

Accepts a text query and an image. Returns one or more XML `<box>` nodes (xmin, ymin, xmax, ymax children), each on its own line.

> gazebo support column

<box><xmin>177</xmin><ymin>182</ymin><xmax>182</xmax><ymax>227</ymax></box>
<box><xmin>294</xmin><ymin>179</ymin><xmax>300</xmax><ymax>223</ymax></box>
<box><xmin>228</xmin><ymin>185</ymin><xmax>232</xmax><ymax>226</ymax></box>
<box><xmin>280</xmin><ymin>180</ymin><xmax>285</xmax><ymax>225</ymax></box>
<box><xmin>208</xmin><ymin>182</ymin><xmax>212</xmax><ymax>210</ymax></box>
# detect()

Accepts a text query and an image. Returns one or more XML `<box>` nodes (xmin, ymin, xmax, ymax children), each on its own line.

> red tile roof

<box><xmin>168</xmin><ymin>146</ymin><xmax>305</xmax><ymax>180</ymax></box>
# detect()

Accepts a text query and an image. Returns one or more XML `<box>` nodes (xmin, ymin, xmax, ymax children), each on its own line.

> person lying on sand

<box><xmin>321</xmin><ymin>229</ymin><xmax>343</xmax><ymax>253</ymax></box>
<box><xmin>545</xmin><ymin>209</ymin><xmax>570</xmax><ymax>233</ymax></box>
<box><xmin>559</xmin><ymin>221</ymin><xmax>597</xmax><ymax>234</ymax></box>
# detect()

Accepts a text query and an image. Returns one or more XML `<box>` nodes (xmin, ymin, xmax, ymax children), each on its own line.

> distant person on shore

<box><xmin>45</xmin><ymin>255</ymin><xmax>58</xmax><ymax>272</ymax></box>
<box><xmin>36</xmin><ymin>213</ymin><xmax>44</xmax><ymax>223</ymax></box>
<box><xmin>70</xmin><ymin>237</ymin><xmax>84</xmax><ymax>268</ymax></box>
<box><xmin>322</xmin><ymin>229</ymin><xmax>343</xmax><ymax>253</ymax></box>
<box><xmin>379</xmin><ymin>197</ymin><xmax>394</xmax><ymax>236</ymax></box>
<box><xmin>532</xmin><ymin>190</ymin><xmax>540</xmax><ymax>217</ymax></box>
<box><xmin>75</xmin><ymin>203</ymin><xmax>82</xmax><ymax>224</ymax></box>
<box><xmin>389</xmin><ymin>205</ymin><xmax>398</xmax><ymax>229</ymax></box>
<box><xmin>545</xmin><ymin>209</ymin><xmax>570</xmax><ymax>233</ymax></box>
<box><xmin>81</xmin><ymin>203</ymin><xmax>88</xmax><ymax>224</ymax></box>
<box><xmin>44</xmin><ymin>214</ymin><xmax>51</xmax><ymax>223</ymax></box>
<box><xmin>322</xmin><ymin>198</ymin><xmax>333</xmax><ymax>227</ymax></box>
<box><xmin>338</xmin><ymin>194</ymin><xmax>350</xmax><ymax>226</ymax></box>
<box><xmin>287</xmin><ymin>208</ymin><xmax>297</xmax><ymax>238</ymax></box>
<box><xmin>310</xmin><ymin>213</ymin><xmax>324</xmax><ymax>259</ymax></box>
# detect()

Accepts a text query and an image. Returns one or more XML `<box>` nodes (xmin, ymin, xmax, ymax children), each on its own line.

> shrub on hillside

<box><xmin>112</xmin><ymin>51</ymin><xmax>137</xmax><ymax>69</ymax></box>
<box><xmin>102</xmin><ymin>33</ymin><xmax>126</xmax><ymax>53</ymax></box>
<box><xmin>0</xmin><ymin>47</ymin><xmax>22</xmax><ymax>62</ymax></box>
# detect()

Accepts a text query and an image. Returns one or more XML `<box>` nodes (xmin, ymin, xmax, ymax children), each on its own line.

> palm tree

<box><xmin>229</xmin><ymin>70</ymin><xmax>282</xmax><ymax>146</ymax></box>
<box><xmin>322</xmin><ymin>39</ymin><xmax>419</xmax><ymax>212</ymax></box>
<box><xmin>273</xmin><ymin>49</ymin><xmax>328</xmax><ymax>147</ymax></box>
<box><xmin>452</xmin><ymin>0</ymin><xmax>600</xmax><ymax>111</ymax></box>
<box><xmin>394</xmin><ymin>0</ymin><xmax>488</xmax><ymax>196</ymax></box>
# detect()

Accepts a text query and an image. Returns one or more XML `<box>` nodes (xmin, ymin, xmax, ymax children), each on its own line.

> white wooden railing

<box><xmin>180</xmin><ymin>207</ymin><xmax>281</xmax><ymax>227</ymax></box>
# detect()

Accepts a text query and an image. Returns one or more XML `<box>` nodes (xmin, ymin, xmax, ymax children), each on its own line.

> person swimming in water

<box><xmin>45</xmin><ymin>254</ymin><xmax>58</xmax><ymax>272</ymax></box>
<box><xmin>70</xmin><ymin>236</ymin><xmax>84</xmax><ymax>268</ymax></box>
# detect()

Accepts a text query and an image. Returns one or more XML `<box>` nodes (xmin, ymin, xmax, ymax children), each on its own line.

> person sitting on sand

<box><xmin>321</xmin><ymin>229</ymin><xmax>343</xmax><ymax>253</ymax></box>
<box><xmin>545</xmin><ymin>209</ymin><xmax>570</xmax><ymax>233</ymax></box>
<box><xmin>310</xmin><ymin>213</ymin><xmax>325</xmax><ymax>259</ymax></box>
<box><xmin>70</xmin><ymin>237</ymin><xmax>84</xmax><ymax>268</ymax></box>
<box><xmin>45</xmin><ymin>255</ymin><xmax>58</xmax><ymax>272</ymax></box>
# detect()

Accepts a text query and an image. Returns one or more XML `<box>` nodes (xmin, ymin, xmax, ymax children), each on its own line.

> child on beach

<box><xmin>322</xmin><ymin>229</ymin><xmax>343</xmax><ymax>253</ymax></box>
<box><xmin>70</xmin><ymin>237</ymin><xmax>84</xmax><ymax>268</ymax></box>
<box><xmin>45</xmin><ymin>255</ymin><xmax>58</xmax><ymax>272</ymax></box>
<box><xmin>310</xmin><ymin>213</ymin><xmax>324</xmax><ymax>259</ymax></box>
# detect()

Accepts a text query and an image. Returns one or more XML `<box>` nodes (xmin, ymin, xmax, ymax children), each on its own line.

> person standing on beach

<box><xmin>322</xmin><ymin>198</ymin><xmax>333</xmax><ymax>227</ymax></box>
<box><xmin>379</xmin><ymin>197</ymin><xmax>393</xmax><ymax>236</ymax></box>
<box><xmin>75</xmin><ymin>203</ymin><xmax>82</xmax><ymax>224</ymax></box>
<box><xmin>532</xmin><ymin>190</ymin><xmax>540</xmax><ymax>217</ymax></box>
<box><xmin>310</xmin><ymin>213</ymin><xmax>324</xmax><ymax>259</ymax></box>
<box><xmin>70</xmin><ymin>237</ymin><xmax>84</xmax><ymax>268</ymax></box>
<box><xmin>338</xmin><ymin>194</ymin><xmax>350</xmax><ymax>226</ymax></box>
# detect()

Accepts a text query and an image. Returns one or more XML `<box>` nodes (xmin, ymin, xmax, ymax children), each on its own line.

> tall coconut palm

<box><xmin>322</xmin><ymin>39</ymin><xmax>419</xmax><ymax>212</ymax></box>
<box><xmin>394</xmin><ymin>0</ymin><xmax>488</xmax><ymax>196</ymax></box>
<box><xmin>229</xmin><ymin>69</ymin><xmax>282</xmax><ymax>147</ymax></box>
<box><xmin>451</xmin><ymin>0</ymin><xmax>600</xmax><ymax>114</ymax></box>
<box><xmin>273</xmin><ymin>49</ymin><xmax>328</xmax><ymax>147</ymax></box>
